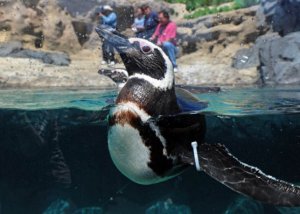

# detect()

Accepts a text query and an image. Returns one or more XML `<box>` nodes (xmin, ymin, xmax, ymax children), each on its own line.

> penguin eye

<box><xmin>141</xmin><ymin>45</ymin><xmax>152</xmax><ymax>54</ymax></box>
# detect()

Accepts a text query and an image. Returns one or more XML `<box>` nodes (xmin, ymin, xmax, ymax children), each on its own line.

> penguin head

<box><xmin>95</xmin><ymin>27</ymin><xmax>173</xmax><ymax>83</ymax></box>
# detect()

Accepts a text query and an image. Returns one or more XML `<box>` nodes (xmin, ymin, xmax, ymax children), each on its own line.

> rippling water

<box><xmin>0</xmin><ymin>87</ymin><xmax>299</xmax><ymax>214</ymax></box>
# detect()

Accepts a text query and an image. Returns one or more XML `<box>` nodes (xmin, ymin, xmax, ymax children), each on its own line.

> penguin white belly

<box><xmin>108</xmin><ymin>124</ymin><xmax>161</xmax><ymax>185</ymax></box>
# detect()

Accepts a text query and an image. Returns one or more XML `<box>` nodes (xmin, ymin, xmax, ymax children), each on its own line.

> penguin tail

<box><xmin>182</xmin><ymin>143</ymin><xmax>300</xmax><ymax>207</ymax></box>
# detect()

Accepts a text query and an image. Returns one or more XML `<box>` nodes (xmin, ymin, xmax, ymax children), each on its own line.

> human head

<box><xmin>135</xmin><ymin>7</ymin><xmax>144</xmax><ymax>17</ymax></box>
<box><xmin>142</xmin><ymin>4</ymin><xmax>152</xmax><ymax>16</ymax></box>
<box><xmin>158</xmin><ymin>10</ymin><xmax>170</xmax><ymax>25</ymax></box>
<box><xmin>102</xmin><ymin>5</ymin><xmax>113</xmax><ymax>14</ymax></box>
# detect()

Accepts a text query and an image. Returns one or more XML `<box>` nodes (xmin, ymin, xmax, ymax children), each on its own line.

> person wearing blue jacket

<box><xmin>140</xmin><ymin>5</ymin><xmax>159</xmax><ymax>40</ymax></box>
<box><xmin>98</xmin><ymin>5</ymin><xmax>117</xmax><ymax>65</ymax></box>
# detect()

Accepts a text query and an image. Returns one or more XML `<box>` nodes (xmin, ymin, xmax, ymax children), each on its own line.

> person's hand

<box><xmin>157</xmin><ymin>40</ymin><xmax>162</xmax><ymax>46</ymax></box>
<box><xmin>99</xmin><ymin>12</ymin><xmax>104</xmax><ymax>17</ymax></box>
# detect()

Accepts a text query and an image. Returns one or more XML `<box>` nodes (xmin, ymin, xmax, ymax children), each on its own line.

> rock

<box><xmin>232</xmin><ymin>47</ymin><xmax>260</xmax><ymax>69</ymax></box>
<box><xmin>176</xmin><ymin>49</ymin><xmax>260</xmax><ymax>86</ymax></box>
<box><xmin>232</xmin><ymin>32</ymin><xmax>300</xmax><ymax>85</ymax></box>
<box><xmin>0</xmin><ymin>57</ymin><xmax>115</xmax><ymax>89</ymax></box>
<box><xmin>40</xmin><ymin>0</ymin><xmax>82</xmax><ymax>53</ymax></box>
<box><xmin>224</xmin><ymin>197</ymin><xmax>263</xmax><ymax>214</ymax></box>
<box><xmin>43</xmin><ymin>52</ymin><xmax>71</xmax><ymax>66</ymax></box>
<box><xmin>7</xmin><ymin>48</ymin><xmax>71</xmax><ymax>66</ymax></box>
<box><xmin>176</xmin><ymin>7</ymin><xmax>258</xmax><ymax>55</ymax></box>
<box><xmin>43</xmin><ymin>199</ymin><xmax>75</xmax><ymax>214</ymax></box>
<box><xmin>272</xmin><ymin>0</ymin><xmax>300</xmax><ymax>36</ymax></box>
<box><xmin>145</xmin><ymin>199</ymin><xmax>191</xmax><ymax>214</ymax></box>
<box><xmin>177</xmin><ymin>27</ymin><xmax>193</xmax><ymax>37</ymax></box>
<box><xmin>0</xmin><ymin>41</ymin><xmax>23</xmax><ymax>56</ymax></box>
<box><xmin>258</xmin><ymin>0</ymin><xmax>300</xmax><ymax>36</ymax></box>
<box><xmin>257</xmin><ymin>32</ymin><xmax>300</xmax><ymax>84</ymax></box>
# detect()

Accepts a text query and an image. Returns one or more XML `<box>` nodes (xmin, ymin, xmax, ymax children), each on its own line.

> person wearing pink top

<box><xmin>150</xmin><ymin>10</ymin><xmax>178</xmax><ymax>72</ymax></box>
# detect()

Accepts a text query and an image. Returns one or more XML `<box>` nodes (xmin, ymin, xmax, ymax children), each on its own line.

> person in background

<box><xmin>140</xmin><ymin>4</ymin><xmax>158</xmax><ymax>40</ymax></box>
<box><xmin>98</xmin><ymin>5</ymin><xmax>117</xmax><ymax>66</ymax></box>
<box><xmin>131</xmin><ymin>7</ymin><xmax>145</xmax><ymax>38</ymax></box>
<box><xmin>150</xmin><ymin>10</ymin><xmax>178</xmax><ymax>72</ymax></box>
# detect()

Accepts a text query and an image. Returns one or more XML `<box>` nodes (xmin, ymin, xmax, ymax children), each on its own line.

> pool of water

<box><xmin>0</xmin><ymin>86</ymin><xmax>299</xmax><ymax>115</ymax></box>
<box><xmin>0</xmin><ymin>87</ymin><xmax>300</xmax><ymax>214</ymax></box>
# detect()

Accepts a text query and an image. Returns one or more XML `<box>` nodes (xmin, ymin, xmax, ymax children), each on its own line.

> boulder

<box><xmin>0</xmin><ymin>41</ymin><xmax>23</xmax><ymax>56</ymax></box>
<box><xmin>0</xmin><ymin>40</ymin><xmax>70</xmax><ymax>66</ymax></box>
<box><xmin>232</xmin><ymin>47</ymin><xmax>260</xmax><ymax>69</ymax></box>
<box><xmin>257</xmin><ymin>0</ymin><xmax>300</xmax><ymax>36</ymax></box>
<box><xmin>257</xmin><ymin>32</ymin><xmax>300</xmax><ymax>84</ymax></box>
<box><xmin>232</xmin><ymin>32</ymin><xmax>300</xmax><ymax>85</ymax></box>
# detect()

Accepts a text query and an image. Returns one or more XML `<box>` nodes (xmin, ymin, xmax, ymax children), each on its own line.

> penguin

<box><xmin>95</xmin><ymin>26</ymin><xmax>300</xmax><ymax>206</ymax></box>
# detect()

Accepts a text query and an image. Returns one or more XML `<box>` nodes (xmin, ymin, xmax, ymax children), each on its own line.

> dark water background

<box><xmin>0</xmin><ymin>88</ymin><xmax>300</xmax><ymax>214</ymax></box>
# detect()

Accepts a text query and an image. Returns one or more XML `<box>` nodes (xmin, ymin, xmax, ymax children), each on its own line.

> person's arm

<box><xmin>150</xmin><ymin>24</ymin><xmax>160</xmax><ymax>41</ymax></box>
<box><xmin>101</xmin><ymin>13</ymin><xmax>117</xmax><ymax>25</ymax></box>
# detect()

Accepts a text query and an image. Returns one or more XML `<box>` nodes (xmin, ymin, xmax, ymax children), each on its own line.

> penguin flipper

<box><xmin>175</xmin><ymin>88</ymin><xmax>208</xmax><ymax>112</ymax></box>
<box><xmin>182</xmin><ymin>143</ymin><xmax>300</xmax><ymax>206</ymax></box>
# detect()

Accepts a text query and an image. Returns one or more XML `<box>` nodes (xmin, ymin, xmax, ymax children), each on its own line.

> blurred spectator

<box><xmin>140</xmin><ymin>4</ymin><xmax>158</xmax><ymax>40</ymax></box>
<box><xmin>150</xmin><ymin>10</ymin><xmax>178</xmax><ymax>72</ymax></box>
<box><xmin>131</xmin><ymin>7</ymin><xmax>145</xmax><ymax>38</ymax></box>
<box><xmin>98</xmin><ymin>5</ymin><xmax>117</xmax><ymax>66</ymax></box>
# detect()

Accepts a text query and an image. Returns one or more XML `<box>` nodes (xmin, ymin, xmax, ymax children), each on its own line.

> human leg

<box><xmin>162</xmin><ymin>42</ymin><xmax>177</xmax><ymax>68</ymax></box>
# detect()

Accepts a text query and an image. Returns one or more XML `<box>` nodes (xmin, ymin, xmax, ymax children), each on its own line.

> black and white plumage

<box><xmin>96</xmin><ymin>26</ymin><xmax>300</xmax><ymax>206</ymax></box>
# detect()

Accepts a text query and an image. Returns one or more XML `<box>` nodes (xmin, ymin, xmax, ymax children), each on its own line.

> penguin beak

<box><xmin>95</xmin><ymin>26</ymin><xmax>138</xmax><ymax>55</ymax></box>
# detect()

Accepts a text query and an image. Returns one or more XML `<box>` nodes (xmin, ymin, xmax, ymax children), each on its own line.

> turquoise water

<box><xmin>1</xmin><ymin>87</ymin><xmax>299</xmax><ymax>115</ymax></box>
<box><xmin>0</xmin><ymin>87</ymin><xmax>300</xmax><ymax>214</ymax></box>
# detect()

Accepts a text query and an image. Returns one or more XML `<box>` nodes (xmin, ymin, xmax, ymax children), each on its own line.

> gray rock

<box><xmin>43</xmin><ymin>52</ymin><xmax>71</xmax><ymax>66</ymax></box>
<box><xmin>258</xmin><ymin>0</ymin><xmax>300</xmax><ymax>36</ymax></box>
<box><xmin>12</xmin><ymin>49</ymin><xmax>71</xmax><ymax>66</ymax></box>
<box><xmin>258</xmin><ymin>32</ymin><xmax>300</xmax><ymax>84</ymax></box>
<box><xmin>273</xmin><ymin>0</ymin><xmax>300</xmax><ymax>36</ymax></box>
<box><xmin>0</xmin><ymin>41</ymin><xmax>23</xmax><ymax>57</ymax></box>
<box><xmin>232</xmin><ymin>31</ymin><xmax>300</xmax><ymax>85</ymax></box>
<box><xmin>232</xmin><ymin>47</ymin><xmax>260</xmax><ymax>69</ymax></box>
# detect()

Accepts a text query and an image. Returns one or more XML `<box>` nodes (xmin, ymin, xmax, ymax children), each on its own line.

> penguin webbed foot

<box><xmin>183</xmin><ymin>143</ymin><xmax>300</xmax><ymax>207</ymax></box>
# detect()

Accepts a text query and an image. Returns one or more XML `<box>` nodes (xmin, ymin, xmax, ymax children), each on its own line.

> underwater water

<box><xmin>0</xmin><ymin>87</ymin><xmax>300</xmax><ymax>214</ymax></box>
